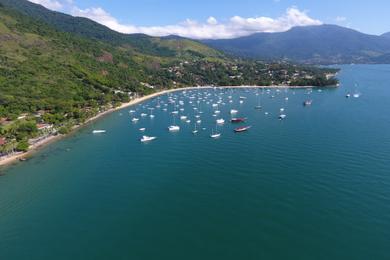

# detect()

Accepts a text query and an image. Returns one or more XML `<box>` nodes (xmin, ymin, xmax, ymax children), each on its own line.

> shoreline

<box><xmin>0</xmin><ymin>84</ymin><xmax>331</xmax><ymax>167</ymax></box>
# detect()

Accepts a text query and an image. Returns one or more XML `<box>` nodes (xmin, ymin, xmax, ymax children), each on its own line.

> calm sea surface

<box><xmin>0</xmin><ymin>64</ymin><xmax>389</xmax><ymax>259</ymax></box>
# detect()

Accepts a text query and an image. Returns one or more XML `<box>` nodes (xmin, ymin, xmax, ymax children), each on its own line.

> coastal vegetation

<box><xmin>0</xmin><ymin>0</ymin><xmax>338</xmax><ymax>157</ymax></box>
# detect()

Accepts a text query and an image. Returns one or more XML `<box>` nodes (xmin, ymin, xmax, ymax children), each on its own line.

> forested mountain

<box><xmin>203</xmin><ymin>25</ymin><xmax>390</xmax><ymax>64</ymax></box>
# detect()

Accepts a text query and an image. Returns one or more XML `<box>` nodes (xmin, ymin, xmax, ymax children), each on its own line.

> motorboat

<box><xmin>216</xmin><ymin>119</ymin><xmax>225</xmax><ymax>125</ymax></box>
<box><xmin>92</xmin><ymin>130</ymin><xmax>106</xmax><ymax>134</ymax></box>
<box><xmin>231</xmin><ymin>117</ymin><xmax>246</xmax><ymax>123</ymax></box>
<box><xmin>140</xmin><ymin>136</ymin><xmax>157</xmax><ymax>142</ymax></box>
<box><xmin>168</xmin><ymin>125</ymin><xmax>180</xmax><ymax>132</ymax></box>
<box><xmin>234</xmin><ymin>126</ymin><xmax>252</xmax><ymax>133</ymax></box>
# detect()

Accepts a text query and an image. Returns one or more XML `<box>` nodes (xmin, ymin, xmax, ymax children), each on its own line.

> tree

<box><xmin>16</xmin><ymin>140</ymin><xmax>30</xmax><ymax>152</ymax></box>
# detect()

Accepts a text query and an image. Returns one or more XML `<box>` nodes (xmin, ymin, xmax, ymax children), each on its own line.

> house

<box><xmin>36</xmin><ymin>123</ymin><xmax>53</xmax><ymax>131</ymax></box>
<box><xmin>17</xmin><ymin>113</ymin><xmax>28</xmax><ymax>120</ymax></box>
<box><xmin>0</xmin><ymin>137</ymin><xmax>6</xmax><ymax>146</ymax></box>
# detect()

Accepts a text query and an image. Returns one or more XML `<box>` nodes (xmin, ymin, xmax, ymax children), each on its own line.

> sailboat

<box><xmin>168</xmin><ymin>115</ymin><xmax>180</xmax><ymax>132</ymax></box>
<box><xmin>210</xmin><ymin>124</ymin><xmax>221</xmax><ymax>138</ymax></box>
<box><xmin>192</xmin><ymin>123</ymin><xmax>198</xmax><ymax>134</ymax></box>
<box><xmin>149</xmin><ymin>108</ymin><xmax>155</xmax><ymax>118</ymax></box>
<box><xmin>255</xmin><ymin>92</ymin><xmax>262</xmax><ymax>109</ymax></box>
<box><xmin>353</xmin><ymin>83</ymin><xmax>361</xmax><ymax>98</ymax></box>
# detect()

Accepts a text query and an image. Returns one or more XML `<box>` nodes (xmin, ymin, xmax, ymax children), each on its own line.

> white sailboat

<box><xmin>210</xmin><ymin>124</ymin><xmax>221</xmax><ymax>139</ymax></box>
<box><xmin>255</xmin><ymin>92</ymin><xmax>262</xmax><ymax>109</ymax></box>
<box><xmin>192</xmin><ymin>123</ymin><xmax>198</xmax><ymax>134</ymax></box>
<box><xmin>168</xmin><ymin>115</ymin><xmax>180</xmax><ymax>132</ymax></box>
<box><xmin>148</xmin><ymin>108</ymin><xmax>155</xmax><ymax>118</ymax></box>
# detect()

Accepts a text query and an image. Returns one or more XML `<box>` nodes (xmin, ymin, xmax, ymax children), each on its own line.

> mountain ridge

<box><xmin>382</xmin><ymin>32</ymin><xmax>390</xmax><ymax>38</ymax></box>
<box><xmin>203</xmin><ymin>24</ymin><xmax>390</xmax><ymax>64</ymax></box>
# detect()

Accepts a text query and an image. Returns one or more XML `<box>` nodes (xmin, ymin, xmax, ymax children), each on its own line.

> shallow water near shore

<box><xmin>1</xmin><ymin>64</ymin><xmax>390</xmax><ymax>259</ymax></box>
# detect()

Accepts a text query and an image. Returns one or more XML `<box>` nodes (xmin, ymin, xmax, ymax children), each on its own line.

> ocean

<box><xmin>0</xmin><ymin>64</ymin><xmax>389</xmax><ymax>259</ymax></box>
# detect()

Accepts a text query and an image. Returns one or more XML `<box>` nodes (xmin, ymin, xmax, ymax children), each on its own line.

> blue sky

<box><xmin>29</xmin><ymin>0</ymin><xmax>390</xmax><ymax>38</ymax></box>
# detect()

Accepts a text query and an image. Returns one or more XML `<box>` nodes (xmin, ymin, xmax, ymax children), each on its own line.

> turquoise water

<box><xmin>1</xmin><ymin>64</ymin><xmax>390</xmax><ymax>259</ymax></box>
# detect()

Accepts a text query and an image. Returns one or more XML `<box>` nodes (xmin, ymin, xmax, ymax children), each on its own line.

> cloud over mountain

<box><xmin>29</xmin><ymin>0</ymin><xmax>322</xmax><ymax>39</ymax></box>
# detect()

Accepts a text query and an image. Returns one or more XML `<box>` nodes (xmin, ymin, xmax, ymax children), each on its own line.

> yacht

<box><xmin>168</xmin><ymin>125</ymin><xmax>180</xmax><ymax>132</ymax></box>
<box><xmin>230</xmin><ymin>109</ymin><xmax>238</xmax><ymax>115</ymax></box>
<box><xmin>216</xmin><ymin>119</ymin><xmax>225</xmax><ymax>125</ymax></box>
<box><xmin>132</xmin><ymin>118</ymin><xmax>139</xmax><ymax>123</ymax></box>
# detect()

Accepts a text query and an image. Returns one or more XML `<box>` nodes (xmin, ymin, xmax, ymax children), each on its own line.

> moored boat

<box><xmin>216</xmin><ymin>118</ymin><xmax>225</xmax><ymax>125</ymax></box>
<box><xmin>92</xmin><ymin>130</ymin><xmax>106</xmax><ymax>134</ymax></box>
<box><xmin>168</xmin><ymin>125</ymin><xmax>180</xmax><ymax>132</ymax></box>
<box><xmin>210</xmin><ymin>133</ymin><xmax>221</xmax><ymax>139</ymax></box>
<box><xmin>279</xmin><ymin>114</ymin><xmax>287</xmax><ymax>120</ymax></box>
<box><xmin>140</xmin><ymin>136</ymin><xmax>157</xmax><ymax>142</ymax></box>
<box><xmin>234</xmin><ymin>126</ymin><xmax>252</xmax><ymax>133</ymax></box>
<box><xmin>231</xmin><ymin>117</ymin><xmax>247</xmax><ymax>123</ymax></box>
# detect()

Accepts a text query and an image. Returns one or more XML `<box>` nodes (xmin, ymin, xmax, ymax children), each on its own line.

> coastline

<box><xmin>0</xmin><ymin>84</ymin><xmax>328</xmax><ymax>167</ymax></box>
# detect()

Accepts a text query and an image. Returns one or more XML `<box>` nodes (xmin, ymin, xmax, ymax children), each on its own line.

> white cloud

<box><xmin>71</xmin><ymin>7</ymin><xmax>322</xmax><ymax>39</ymax></box>
<box><xmin>28</xmin><ymin>0</ymin><xmax>63</xmax><ymax>11</ymax></box>
<box><xmin>207</xmin><ymin>17</ymin><xmax>218</xmax><ymax>25</ymax></box>
<box><xmin>28</xmin><ymin>0</ymin><xmax>322</xmax><ymax>39</ymax></box>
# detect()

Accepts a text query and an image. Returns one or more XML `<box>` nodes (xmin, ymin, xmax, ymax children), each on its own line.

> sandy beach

<box><xmin>0</xmin><ymin>84</ymin><xmax>325</xmax><ymax>167</ymax></box>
